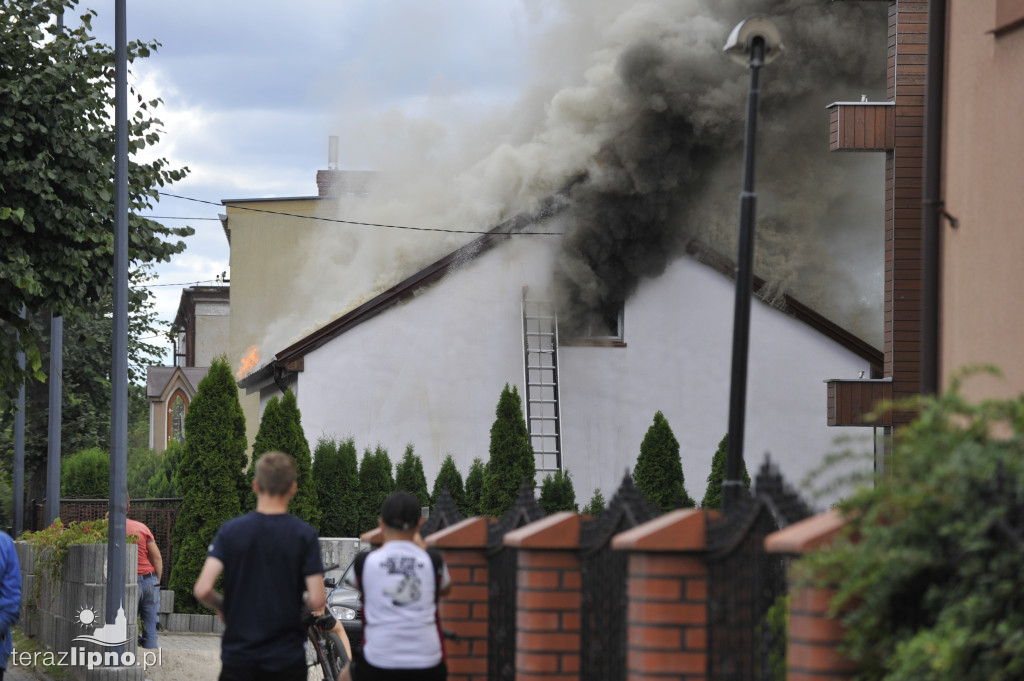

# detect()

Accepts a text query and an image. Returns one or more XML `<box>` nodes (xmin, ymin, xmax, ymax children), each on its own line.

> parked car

<box><xmin>327</xmin><ymin>550</ymin><xmax>367</xmax><ymax>652</ymax></box>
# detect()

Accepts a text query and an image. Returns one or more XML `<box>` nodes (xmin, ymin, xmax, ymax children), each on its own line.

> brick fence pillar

<box><xmin>504</xmin><ymin>511</ymin><xmax>581</xmax><ymax>681</ymax></box>
<box><xmin>765</xmin><ymin>509</ymin><xmax>854</xmax><ymax>681</ymax></box>
<box><xmin>427</xmin><ymin>517</ymin><xmax>491</xmax><ymax>681</ymax></box>
<box><xmin>612</xmin><ymin>508</ymin><xmax>710</xmax><ymax>681</ymax></box>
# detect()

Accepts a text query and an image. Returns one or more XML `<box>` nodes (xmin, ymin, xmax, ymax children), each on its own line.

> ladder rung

<box><xmin>528</xmin><ymin>416</ymin><xmax>558</xmax><ymax>421</ymax></box>
<box><xmin>529</xmin><ymin>399</ymin><xmax>558</xmax><ymax>404</ymax></box>
<box><xmin>526</xmin><ymin>349</ymin><xmax>555</xmax><ymax>354</ymax></box>
<box><xmin>528</xmin><ymin>382</ymin><xmax>556</xmax><ymax>387</ymax></box>
<box><xmin>524</xmin><ymin>314</ymin><xmax>556</xmax><ymax>321</ymax></box>
<box><xmin>525</xmin><ymin>331</ymin><xmax>555</xmax><ymax>336</ymax></box>
<box><xmin>526</xmin><ymin>365</ymin><xmax>556</xmax><ymax>371</ymax></box>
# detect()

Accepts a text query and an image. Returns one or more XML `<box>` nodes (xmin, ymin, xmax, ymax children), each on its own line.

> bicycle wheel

<box><xmin>326</xmin><ymin>631</ymin><xmax>349</xmax><ymax>671</ymax></box>
<box><xmin>305</xmin><ymin>633</ymin><xmax>328</xmax><ymax>681</ymax></box>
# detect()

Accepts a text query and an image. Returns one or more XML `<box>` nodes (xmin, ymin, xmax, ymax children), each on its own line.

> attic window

<box><xmin>561</xmin><ymin>304</ymin><xmax>625</xmax><ymax>345</ymax></box>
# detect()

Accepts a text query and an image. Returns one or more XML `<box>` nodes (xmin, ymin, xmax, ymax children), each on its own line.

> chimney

<box><xmin>317</xmin><ymin>136</ymin><xmax>377</xmax><ymax>197</ymax></box>
<box><xmin>328</xmin><ymin>135</ymin><xmax>339</xmax><ymax>170</ymax></box>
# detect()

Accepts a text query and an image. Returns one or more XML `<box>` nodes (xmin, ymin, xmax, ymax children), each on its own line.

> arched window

<box><xmin>167</xmin><ymin>390</ymin><xmax>188</xmax><ymax>445</ymax></box>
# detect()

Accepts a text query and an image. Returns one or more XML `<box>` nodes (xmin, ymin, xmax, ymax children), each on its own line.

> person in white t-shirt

<box><xmin>339</xmin><ymin>492</ymin><xmax>451</xmax><ymax>681</ymax></box>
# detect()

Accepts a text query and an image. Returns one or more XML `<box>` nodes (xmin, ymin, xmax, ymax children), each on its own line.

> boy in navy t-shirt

<box><xmin>194</xmin><ymin>451</ymin><xmax>325</xmax><ymax>681</ymax></box>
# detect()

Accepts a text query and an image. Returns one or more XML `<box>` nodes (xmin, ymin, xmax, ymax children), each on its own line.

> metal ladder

<box><xmin>521</xmin><ymin>287</ymin><xmax>562</xmax><ymax>477</ymax></box>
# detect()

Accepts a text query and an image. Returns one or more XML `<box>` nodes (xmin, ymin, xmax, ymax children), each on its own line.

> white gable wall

<box><xmin>558</xmin><ymin>257</ymin><xmax>872</xmax><ymax>506</ymax></box>
<box><xmin>297</xmin><ymin>237</ymin><xmax>873</xmax><ymax>509</ymax></box>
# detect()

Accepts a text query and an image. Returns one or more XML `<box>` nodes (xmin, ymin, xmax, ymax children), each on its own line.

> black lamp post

<box><xmin>722</xmin><ymin>17</ymin><xmax>783</xmax><ymax>514</ymax></box>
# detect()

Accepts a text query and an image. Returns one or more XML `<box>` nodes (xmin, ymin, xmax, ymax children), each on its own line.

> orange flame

<box><xmin>237</xmin><ymin>346</ymin><xmax>260</xmax><ymax>379</ymax></box>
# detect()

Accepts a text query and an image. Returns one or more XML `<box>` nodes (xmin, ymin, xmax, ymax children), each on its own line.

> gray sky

<box><xmin>86</xmin><ymin>0</ymin><xmax>552</xmax><ymax>362</ymax></box>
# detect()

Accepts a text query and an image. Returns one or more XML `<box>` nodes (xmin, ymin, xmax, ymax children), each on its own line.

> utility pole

<box><xmin>105</xmin><ymin>0</ymin><xmax>129</xmax><ymax>657</ymax></box>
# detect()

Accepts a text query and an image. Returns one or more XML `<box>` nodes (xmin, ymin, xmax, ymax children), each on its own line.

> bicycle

<box><xmin>305</xmin><ymin>564</ymin><xmax>349</xmax><ymax>681</ymax></box>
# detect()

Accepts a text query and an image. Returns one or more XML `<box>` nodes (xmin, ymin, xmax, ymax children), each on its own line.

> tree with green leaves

<box><xmin>246</xmin><ymin>390</ymin><xmax>318</xmax><ymax>527</ymax></box>
<box><xmin>358</xmin><ymin>446</ymin><xmax>394</xmax><ymax>533</ymax></box>
<box><xmin>801</xmin><ymin>372</ymin><xmax>1024</xmax><ymax>681</ymax></box>
<box><xmin>464</xmin><ymin>458</ymin><xmax>485</xmax><ymax>517</ymax></box>
<box><xmin>479</xmin><ymin>384</ymin><xmax>535</xmax><ymax>517</ymax></box>
<box><xmin>584</xmin><ymin>488</ymin><xmax>606</xmax><ymax>517</ymax></box>
<box><xmin>394</xmin><ymin>444</ymin><xmax>429</xmax><ymax>509</ymax></box>
<box><xmin>313</xmin><ymin>436</ymin><xmax>361</xmax><ymax>537</ymax></box>
<box><xmin>168</xmin><ymin>357</ymin><xmax>247</xmax><ymax>613</ymax></box>
<box><xmin>60</xmin><ymin>448</ymin><xmax>109</xmax><ymax>498</ymax></box>
<box><xmin>431</xmin><ymin>454</ymin><xmax>466</xmax><ymax>516</ymax></box>
<box><xmin>538</xmin><ymin>470</ymin><xmax>578</xmax><ymax>514</ymax></box>
<box><xmin>701</xmin><ymin>433</ymin><xmax>751</xmax><ymax>510</ymax></box>
<box><xmin>634</xmin><ymin>411</ymin><xmax>693</xmax><ymax>512</ymax></box>
<box><xmin>0</xmin><ymin>266</ymin><xmax>167</xmax><ymax>501</ymax></box>
<box><xmin>1</xmin><ymin>1</ymin><xmax>191</xmax><ymax>410</ymax></box>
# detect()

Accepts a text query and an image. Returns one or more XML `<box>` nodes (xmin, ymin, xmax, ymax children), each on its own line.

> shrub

<box><xmin>246</xmin><ymin>390</ymin><xmax>319</xmax><ymax>526</ymax></box>
<box><xmin>146</xmin><ymin>439</ymin><xmax>182</xmax><ymax>498</ymax></box>
<box><xmin>701</xmin><ymin>433</ymin><xmax>751</xmax><ymax>510</ymax></box>
<box><xmin>800</xmin><ymin>371</ymin><xmax>1024</xmax><ymax>681</ymax></box>
<box><xmin>584</xmin><ymin>488</ymin><xmax>606</xmax><ymax>517</ymax></box>
<box><xmin>479</xmin><ymin>384</ymin><xmax>535</xmax><ymax>517</ymax></box>
<box><xmin>634</xmin><ymin>411</ymin><xmax>693</xmax><ymax>512</ymax></box>
<box><xmin>431</xmin><ymin>454</ymin><xmax>466</xmax><ymax>515</ymax></box>
<box><xmin>464</xmin><ymin>457</ymin><xmax>485</xmax><ymax>517</ymax></box>
<box><xmin>538</xmin><ymin>470</ymin><xmax>578</xmax><ymax>514</ymax></box>
<box><xmin>394</xmin><ymin>444</ymin><xmax>430</xmax><ymax>509</ymax></box>
<box><xmin>358</xmin><ymin>445</ymin><xmax>394</xmax><ymax>533</ymax></box>
<box><xmin>335</xmin><ymin>438</ymin><xmax>361</xmax><ymax>537</ymax></box>
<box><xmin>168</xmin><ymin>356</ymin><xmax>247</xmax><ymax>613</ymax></box>
<box><xmin>61</xmin><ymin>448</ymin><xmax>109</xmax><ymax>498</ymax></box>
<box><xmin>127</xmin><ymin>448</ymin><xmax>161</xmax><ymax>499</ymax></box>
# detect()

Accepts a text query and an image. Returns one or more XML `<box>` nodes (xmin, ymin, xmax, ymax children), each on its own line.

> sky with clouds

<box><xmin>84</xmin><ymin>0</ymin><xmax>558</xmax><ymax>363</ymax></box>
<box><xmin>78</xmin><ymin>0</ymin><xmax>887</xmax><ymax>365</ymax></box>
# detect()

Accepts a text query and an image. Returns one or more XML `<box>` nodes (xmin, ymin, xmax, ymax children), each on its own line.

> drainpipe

<box><xmin>921</xmin><ymin>0</ymin><xmax>947</xmax><ymax>396</ymax></box>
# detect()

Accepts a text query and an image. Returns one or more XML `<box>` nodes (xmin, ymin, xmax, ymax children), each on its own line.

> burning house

<box><xmin>224</xmin><ymin>0</ymin><xmax>893</xmax><ymax>500</ymax></box>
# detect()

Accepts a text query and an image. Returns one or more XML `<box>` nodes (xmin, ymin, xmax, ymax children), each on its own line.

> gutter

<box><xmin>921</xmin><ymin>0</ymin><xmax>947</xmax><ymax>395</ymax></box>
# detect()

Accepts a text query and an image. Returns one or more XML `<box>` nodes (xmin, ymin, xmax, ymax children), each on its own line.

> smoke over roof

<box><xmin>547</xmin><ymin>0</ymin><xmax>887</xmax><ymax>339</ymax></box>
<box><xmin>289</xmin><ymin>0</ymin><xmax>887</xmax><ymax>362</ymax></box>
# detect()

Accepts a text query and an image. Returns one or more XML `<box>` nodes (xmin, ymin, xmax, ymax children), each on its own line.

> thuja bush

<box><xmin>479</xmin><ymin>384</ymin><xmax>535</xmax><ymax>517</ymax></box>
<box><xmin>584</xmin><ymin>488</ymin><xmax>606</xmax><ymax>517</ymax></box>
<box><xmin>168</xmin><ymin>356</ymin><xmax>247</xmax><ymax>613</ymax></box>
<box><xmin>358</xmin><ymin>445</ymin><xmax>394</xmax><ymax>532</ymax></box>
<box><xmin>464</xmin><ymin>457</ymin><xmax>485</xmax><ymax>517</ymax></box>
<box><xmin>538</xmin><ymin>470</ymin><xmax>578</xmax><ymax>514</ymax></box>
<box><xmin>60</xmin><ymin>447</ymin><xmax>109</xmax><ymax>498</ymax></box>
<box><xmin>394</xmin><ymin>444</ymin><xmax>430</xmax><ymax>509</ymax></box>
<box><xmin>634</xmin><ymin>411</ymin><xmax>694</xmax><ymax>512</ymax></box>
<box><xmin>701</xmin><ymin>433</ymin><xmax>750</xmax><ymax>510</ymax></box>
<box><xmin>800</xmin><ymin>370</ymin><xmax>1024</xmax><ymax>681</ymax></box>
<box><xmin>431</xmin><ymin>454</ymin><xmax>466</xmax><ymax>516</ymax></box>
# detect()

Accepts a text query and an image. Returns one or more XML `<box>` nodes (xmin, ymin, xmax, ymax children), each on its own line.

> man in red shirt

<box><xmin>126</xmin><ymin>500</ymin><xmax>163</xmax><ymax>650</ymax></box>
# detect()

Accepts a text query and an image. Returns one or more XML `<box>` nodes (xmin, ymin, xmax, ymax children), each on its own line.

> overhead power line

<box><xmin>156</xmin><ymin>191</ymin><xmax>563</xmax><ymax>236</ymax></box>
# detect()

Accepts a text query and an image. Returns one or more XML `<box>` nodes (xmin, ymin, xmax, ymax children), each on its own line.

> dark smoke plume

<box><xmin>552</xmin><ymin>0</ymin><xmax>888</xmax><ymax>342</ymax></box>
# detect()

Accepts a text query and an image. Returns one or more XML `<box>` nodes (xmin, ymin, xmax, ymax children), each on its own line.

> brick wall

<box><xmin>765</xmin><ymin>510</ymin><xmax>854</xmax><ymax>681</ymax></box>
<box><xmin>506</xmin><ymin>512</ymin><xmax>582</xmax><ymax>681</ymax></box>
<box><xmin>427</xmin><ymin>517</ymin><xmax>491</xmax><ymax>681</ymax></box>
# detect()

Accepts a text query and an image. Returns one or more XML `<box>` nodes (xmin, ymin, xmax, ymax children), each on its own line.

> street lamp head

<box><xmin>724</xmin><ymin>16</ymin><xmax>784</xmax><ymax>67</ymax></box>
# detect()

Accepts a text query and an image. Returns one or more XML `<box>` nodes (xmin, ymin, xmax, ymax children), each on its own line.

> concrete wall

<box><xmin>295</xmin><ymin>232</ymin><xmax>872</xmax><ymax>508</ymax></box>
<box><xmin>17</xmin><ymin>542</ymin><xmax>143</xmax><ymax>681</ymax></box>
<box><xmin>941</xmin><ymin>4</ymin><xmax>1024</xmax><ymax>398</ymax></box>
